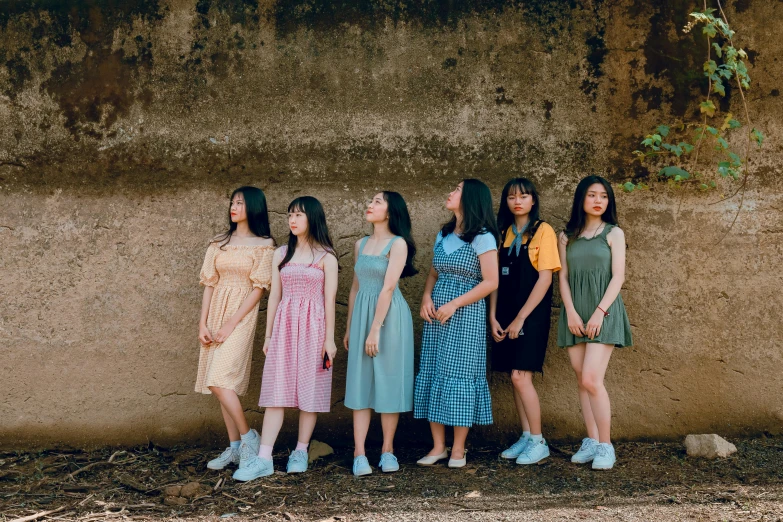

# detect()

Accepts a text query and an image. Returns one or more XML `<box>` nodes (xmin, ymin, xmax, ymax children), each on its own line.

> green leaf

<box><xmin>700</xmin><ymin>183</ymin><xmax>709</xmax><ymax>190</ymax></box>
<box><xmin>700</xmin><ymin>100</ymin><xmax>716</xmax><ymax>116</ymax></box>
<box><xmin>704</xmin><ymin>60</ymin><xmax>718</xmax><ymax>75</ymax></box>
<box><xmin>712</xmin><ymin>42</ymin><xmax>723</xmax><ymax>58</ymax></box>
<box><xmin>751</xmin><ymin>128</ymin><xmax>764</xmax><ymax>148</ymax></box>
<box><xmin>709</xmin><ymin>180</ymin><xmax>717</xmax><ymax>188</ymax></box>
<box><xmin>659</xmin><ymin>166</ymin><xmax>690</xmax><ymax>179</ymax></box>
<box><xmin>715</xmin><ymin>137</ymin><xmax>729</xmax><ymax>150</ymax></box>
<box><xmin>623</xmin><ymin>182</ymin><xmax>636</xmax><ymax>193</ymax></box>
<box><xmin>728</xmin><ymin>119</ymin><xmax>741</xmax><ymax>129</ymax></box>
<box><xmin>656</xmin><ymin>125</ymin><xmax>670</xmax><ymax>137</ymax></box>
<box><xmin>713</xmin><ymin>79</ymin><xmax>725</xmax><ymax>97</ymax></box>
<box><xmin>703</xmin><ymin>24</ymin><xmax>717</xmax><ymax>38</ymax></box>
<box><xmin>706</xmin><ymin>126</ymin><xmax>718</xmax><ymax>136</ymax></box>
<box><xmin>680</xmin><ymin>142</ymin><xmax>695</xmax><ymax>153</ymax></box>
<box><xmin>728</xmin><ymin>152</ymin><xmax>742</xmax><ymax>167</ymax></box>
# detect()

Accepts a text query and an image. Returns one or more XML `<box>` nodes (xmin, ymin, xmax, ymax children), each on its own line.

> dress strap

<box><xmin>359</xmin><ymin>236</ymin><xmax>370</xmax><ymax>256</ymax></box>
<box><xmin>380</xmin><ymin>236</ymin><xmax>400</xmax><ymax>257</ymax></box>
<box><xmin>600</xmin><ymin>223</ymin><xmax>614</xmax><ymax>238</ymax></box>
<box><xmin>312</xmin><ymin>248</ymin><xmax>330</xmax><ymax>265</ymax></box>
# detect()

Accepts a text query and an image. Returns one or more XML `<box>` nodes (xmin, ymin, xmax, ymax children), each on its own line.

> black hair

<box><xmin>381</xmin><ymin>191</ymin><xmax>419</xmax><ymax>278</ymax></box>
<box><xmin>564</xmin><ymin>175</ymin><xmax>619</xmax><ymax>243</ymax></box>
<box><xmin>440</xmin><ymin>178</ymin><xmax>500</xmax><ymax>245</ymax></box>
<box><xmin>278</xmin><ymin>196</ymin><xmax>336</xmax><ymax>269</ymax></box>
<box><xmin>213</xmin><ymin>186</ymin><xmax>273</xmax><ymax>249</ymax></box>
<box><xmin>496</xmin><ymin>177</ymin><xmax>542</xmax><ymax>243</ymax></box>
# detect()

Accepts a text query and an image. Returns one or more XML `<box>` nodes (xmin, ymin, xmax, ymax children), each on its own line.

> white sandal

<box><xmin>416</xmin><ymin>450</ymin><xmax>449</xmax><ymax>466</ymax></box>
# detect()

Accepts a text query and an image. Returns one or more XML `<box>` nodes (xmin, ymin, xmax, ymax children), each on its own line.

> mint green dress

<box><xmin>557</xmin><ymin>224</ymin><xmax>632</xmax><ymax>348</ymax></box>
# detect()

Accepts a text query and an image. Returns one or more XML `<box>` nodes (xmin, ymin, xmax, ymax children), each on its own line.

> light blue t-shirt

<box><xmin>435</xmin><ymin>231</ymin><xmax>497</xmax><ymax>256</ymax></box>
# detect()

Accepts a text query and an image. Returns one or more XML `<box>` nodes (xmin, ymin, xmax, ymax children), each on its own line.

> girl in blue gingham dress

<box><xmin>414</xmin><ymin>179</ymin><xmax>499</xmax><ymax>468</ymax></box>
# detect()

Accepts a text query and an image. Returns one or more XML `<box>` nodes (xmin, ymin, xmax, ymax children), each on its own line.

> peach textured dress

<box><xmin>195</xmin><ymin>242</ymin><xmax>275</xmax><ymax>395</ymax></box>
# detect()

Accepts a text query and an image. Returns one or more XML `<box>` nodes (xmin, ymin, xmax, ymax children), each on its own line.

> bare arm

<box><xmin>419</xmin><ymin>265</ymin><xmax>438</xmax><ymax>323</ymax></box>
<box><xmin>262</xmin><ymin>248</ymin><xmax>284</xmax><ymax>354</ymax></box>
<box><xmin>364</xmin><ymin>240</ymin><xmax>407</xmax><ymax>356</ymax></box>
<box><xmin>558</xmin><ymin>233</ymin><xmax>586</xmax><ymax>337</ymax></box>
<box><xmin>322</xmin><ymin>253</ymin><xmax>339</xmax><ymax>362</ymax></box>
<box><xmin>343</xmin><ymin>240</ymin><xmax>361</xmax><ymax>350</ymax></box>
<box><xmin>198</xmin><ymin>286</ymin><xmax>215</xmax><ymax>345</ymax></box>
<box><xmin>213</xmin><ymin>287</ymin><xmax>265</xmax><ymax>343</ymax></box>
<box><xmin>488</xmin><ymin>265</ymin><xmax>506</xmax><ymax>342</ymax></box>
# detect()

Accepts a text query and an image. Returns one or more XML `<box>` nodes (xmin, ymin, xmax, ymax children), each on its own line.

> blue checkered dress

<box><xmin>413</xmin><ymin>237</ymin><xmax>493</xmax><ymax>427</ymax></box>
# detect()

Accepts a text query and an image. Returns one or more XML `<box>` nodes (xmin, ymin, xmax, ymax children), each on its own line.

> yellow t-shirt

<box><xmin>502</xmin><ymin>222</ymin><xmax>561</xmax><ymax>272</ymax></box>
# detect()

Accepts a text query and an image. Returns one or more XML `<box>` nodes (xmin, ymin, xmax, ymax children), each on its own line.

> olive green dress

<box><xmin>557</xmin><ymin>224</ymin><xmax>632</xmax><ymax>348</ymax></box>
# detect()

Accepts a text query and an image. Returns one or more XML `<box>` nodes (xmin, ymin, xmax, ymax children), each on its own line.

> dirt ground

<box><xmin>2</xmin><ymin>437</ymin><xmax>782</xmax><ymax>522</ymax></box>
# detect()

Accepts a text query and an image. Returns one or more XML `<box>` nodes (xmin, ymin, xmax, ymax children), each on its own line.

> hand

<box><xmin>566</xmin><ymin>309</ymin><xmax>586</xmax><ymax>337</ymax></box>
<box><xmin>585</xmin><ymin>309</ymin><xmax>605</xmax><ymax>340</ymax></box>
<box><xmin>420</xmin><ymin>295</ymin><xmax>437</xmax><ymax>323</ymax></box>
<box><xmin>343</xmin><ymin>330</ymin><xmax>350</xmax><ymax>351</ymax></box>
<box><xmin>434</xmin><ymin>301</ymin><xmax>458</xmax><ymax>324</ymax></box>
<box><xmin>262</xmin><ymin>338</ymin><xmax>270</xmax><ymax>355</ymax></box>
<box><xmin>364</xmin><ymin>326</ymin><xmax>380</xmax><ymax>357</ymax></box>
<box><xmin>490</xmin><ymin>316</ymin><xmax>506</xmax><ymax>342</ymax></box>
<box><xmin>506</xmin><ymin>315</ymin><xmax>525</xmax><ymax>340</ymax></box>
<box><xmin>213</xmin><ymin>321</ymin><xmax>236</xmax><ymax>344</ymax></box>
<box><xmin>322</xmin><ymin>339</ymin><xmax>338</xmax><ymax>364</ymax></box>
<box><xmin>199</xmin><ymin>324</ymin><xmax>213</xmax><ymax>346</ymax></box>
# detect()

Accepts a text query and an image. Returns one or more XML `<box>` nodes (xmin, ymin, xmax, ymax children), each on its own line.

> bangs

<box><xmin>506</xmin><ymin>177</ymin><xmax>536</xmax><ymax>196</ymax></box>
<box><xmin>287</xmin><ymin>199</ymin><xmax>306</xmax><ymax>213</ymax></box>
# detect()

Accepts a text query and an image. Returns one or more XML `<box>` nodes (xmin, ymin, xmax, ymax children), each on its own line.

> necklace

<box><xmin>583</xmin><ymin>223</ymin><xmax>604</xmax><ymax>239</ymax></box>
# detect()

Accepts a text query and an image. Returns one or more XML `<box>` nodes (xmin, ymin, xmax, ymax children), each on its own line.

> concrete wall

<box><xmin>1</xmin><ymin>0</ymin><xmax>782</xmax><ymax>448</ymax></box>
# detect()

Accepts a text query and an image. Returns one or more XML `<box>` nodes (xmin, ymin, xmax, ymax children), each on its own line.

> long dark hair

<box><xmin>278</xmin><ymin>196</ymin><xmax>336</xmax><ymax>269</ymax></box>
<box><xmin>440</xmin><ymin>178</ymin><xmax>500</xmax><ymax>245</ymax></box>
<box><xmin>381</xmin><ymin>191</ymin><xmax>418</xmax><ymax>278</ymax></box>
<box><xmin>213</xmin><ymin>186</ymin><xmax>273</xmax><ymax>249</ymax></box>
<box><xmin>496</xmin><ymin>177</ymin><xmax>541</xmax><ymax>243</ymax></box>
<box><xmin>564</xmin><ymin>175</ymin><xmax>619</xmax><ymax>243</ymax></box>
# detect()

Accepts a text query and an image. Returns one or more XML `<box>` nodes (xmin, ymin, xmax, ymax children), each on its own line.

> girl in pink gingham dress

<box><xmin>233</xmin><ymin>196</ymin><xmax>339</xmax><ymax>483</ymax></box>
<box><xmin>258</xmin><ymin>246</ymin><xmax>332</xmax><ymax>411</ymax></box>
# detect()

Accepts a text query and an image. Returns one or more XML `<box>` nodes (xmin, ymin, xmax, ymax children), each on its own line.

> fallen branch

<box><xmin>68</xmin><ymin>451</ymin><xmax>127</xmax><ymax>480</ymax></box>
<box><xmin>9</xmin><ymin>506</ymin><xmax>66</xmax><ymax>522</ymax></box>
<box><xmin>222</xmin><ymin>491</ymin><xmax>252</xmax><ymax>504</ymax></box>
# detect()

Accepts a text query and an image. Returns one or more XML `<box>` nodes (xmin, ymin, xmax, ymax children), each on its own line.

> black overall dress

<box><xmin>491</xmin><ymin>221</ymin><xmax>553</xmax><ymax>373</ymax></box>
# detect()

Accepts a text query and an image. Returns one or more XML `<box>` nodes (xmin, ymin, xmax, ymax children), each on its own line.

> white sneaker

<box><xmin>515</xmin><ymin>438</ymin><xmax>550</xmax><ymax>465</ymax></box>
<box><xmin>207</xmin><ymin>446</ymin><xmax>239</xmax><ymax>470</ymax></box>
<box><xmin>591</xmin><ymin>443</ymin><xmax>616</xmax><ymax>470</ymax></box>
<box><xmin>237</xmin><ymin>430</ymin><xmax>261</xmax><ymax>469</ymax></box>
<box><xmin>500</xmin><ymin>435</ymin><xmax>531</xmax><ymax>459</ymax></box>
<box><xmin>571</xmin><ymin>437</ymin><xmax>599</xmax><ymax>464</ymax></box>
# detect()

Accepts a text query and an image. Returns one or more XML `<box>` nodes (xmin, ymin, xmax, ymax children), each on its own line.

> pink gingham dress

<box><xmin>258</xmin><ymin>246</ymin><xmax>332</xmax><ymax>412</ymax></box>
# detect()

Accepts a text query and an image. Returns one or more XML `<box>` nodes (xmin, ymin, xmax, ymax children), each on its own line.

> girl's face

<box><xmin>446</xmin><ymin>182</ymin><xmax>463</xmax><ymax>212</ymax></box>
<box><xmin>583</xmin><ymin>183</ymin><xmax>609</xmax><ymax>217</ymax></box>
<box><xmin>230</xmin><ymin>193</ymin><xmax>247</xmax><ymax>223</ymax></box>
<box><xmin>288</xmin><ymin>207</ymin><xmax>309</xmax><ymax>237</ymax></box>
<box><xmin>366</xmin><ymin>193</ymin><xmax>389</xmax><ymax>223</ymax></box>
<box><xmin>506</xmin><ymin>187</ymin><xmax>534</xmax><ymax>218</ymax></box>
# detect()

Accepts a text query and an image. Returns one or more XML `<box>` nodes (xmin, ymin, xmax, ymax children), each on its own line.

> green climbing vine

<box><xmin>626</xmin><ymin>0</ymin><xmax>764</xmax><ymax>194</ymax></box>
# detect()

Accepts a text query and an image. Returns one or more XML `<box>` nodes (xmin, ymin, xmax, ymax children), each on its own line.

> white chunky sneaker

<box><xmin>571</xmin><ymin>437</ymin><xmax>599</xmax><ymax>464</ymax></box>
<box><xmin>207</xmin><ymin>446</ymin><xmax>240</xmax><ymax>470</ymax></box>
<box><xmin>591</xmin><ymin>443</ymin><xmax>616</xmax><ymax>470</ymax></box>
<box><xmin>500</xmin><ymin>435</ymin><xmax>531</xmax><ymax>459</ymax></box>
<box><xmin>515</xmin><ymin>438</ymin><xmax>550</xmax><ymax>465</ymax></box>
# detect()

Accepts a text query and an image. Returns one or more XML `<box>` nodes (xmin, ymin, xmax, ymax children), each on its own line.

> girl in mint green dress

<box><xmin>557</xmin><ymin>175</ymin><xmax>632</xmax><ymax>471</ymax></box>
<box><xmin>343</xmin><ymin>191</ymin><xmax>417</xmax><ymax>476</ymax></box>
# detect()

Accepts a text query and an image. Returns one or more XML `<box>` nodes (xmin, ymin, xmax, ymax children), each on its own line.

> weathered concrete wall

<box><xmin>1</xmin><ymin>0</ymin><xmax>782</xmax><ymax>448</ymax></box>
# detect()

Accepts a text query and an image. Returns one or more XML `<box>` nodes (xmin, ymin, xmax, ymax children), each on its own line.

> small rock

<box><xmin>164</xmin><ymin>496</ymin><xmax>188</xmax><ymax>506</ymax></box>
<box><xmin>164</xmin><ymin>485</ymin><xmax>182</xmax><ymax>497</ymax></box>
<box><xmin>465</xmin><ymin>490</ymin><xmax>481</xmax><ymax>498</ymax></box>
<box><xmin>684</xmin><ymin>434</ymin><xmax>737</xmax><ymax>458</ymax></box>
<box><xmin>308</xmin><ymin>440</ymin><xmax>334</xmax><ymax>463</ymax></box>
<box><xmin>180</xmin><ymin>481</ymin><xmax>207</xmax><ymax>499</ymax></box>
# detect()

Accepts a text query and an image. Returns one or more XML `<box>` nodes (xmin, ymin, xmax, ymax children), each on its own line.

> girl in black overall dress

<box><xmin>490</xmin><ymin>178</ymin><xmax>561</xmax><ymax>465</ymax></box>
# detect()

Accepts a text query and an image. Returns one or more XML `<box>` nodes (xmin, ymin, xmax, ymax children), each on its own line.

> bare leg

<box><xmin>451</xmin><ymin>426</ymin><xmax>469</xmax><ymax>460</ymax></box>
<box><xmin>353</xmin><ymin>409</ymin><xmax>372</xmax><ymax>457</ymax></box>
<box><xmin>297</xmin><ymin>411</ymin><xmax>318</xmax><ymax>445</ymax></box>
<box><xmin>209</xmin><ymin>386</ymin><xmax>250</xmax><ymax>435</ymax></box>
<box><xmin>511</xmin><ymin>384</ymin><xmax>531</xmax><ymax>433</ymax></box>
<box><xmin>259</xmin><ymin>407</ymin><xmax>285</xmax><ymax>447</ymax></box>
<box><xmin>580</xmin><ymin>343</ymin><xmax>614</xmax><ymax>443</ymax></box>
<box><xmin>380</xmin><ymin>413</ymin><xmax>399</xmax><ymax>454</ymax></box>
<box><xmin>220</xmin><ymin>404</ymin><xmax>240</xmax><ymax>442</ymax></box>
<box><xmin>567</xmin><ymin>345</ymin><xmax>599</xmax><ymax>440</ymax></box>
<box><xmin>512</xmin><ymin>371</ymin><xmax>541</xmax><ymax>435</ymax></box>
<box><xmin>427</xmin><ymin>422</ymin><xmax>447</xmax><ymax>456</ymax></box>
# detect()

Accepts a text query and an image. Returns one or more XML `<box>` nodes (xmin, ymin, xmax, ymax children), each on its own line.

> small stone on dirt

<box><xmin>164</xmin><ymin>495</ymin><xmax>188</xmax><ymax>506</ymax></box>
<box><xmin>308</xmin><ymin>440</ymin><xmax>334</xmax><ymax>463</ymax></box>
<box><xmin>164</xmin><ymin>485</ymin><xmax>182</xmax><ymax>497</ymax></box>
<box><xmin>465</xmin><ymin>490</ymin><xmax>481</xmax><ymax>498</ymax></box>
<box><xmin>684</xmin><ymin>434</ymin><xmax>737</xmax><ymax>458</ymax></box>
<box><xmin>180</xmin><ymin>481</ymin><xmax>208</xmax><ymax>499</ymax></box>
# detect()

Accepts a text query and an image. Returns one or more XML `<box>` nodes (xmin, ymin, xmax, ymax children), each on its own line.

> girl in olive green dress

<box><xmin>557</xmin><ymin>175</ymin><xmax>632</xmax><ymax>471</ymax></box>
